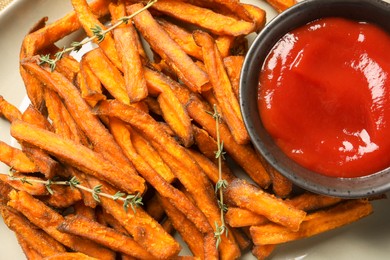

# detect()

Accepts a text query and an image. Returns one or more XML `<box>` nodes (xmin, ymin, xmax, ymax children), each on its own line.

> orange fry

<box><xmin>286</xmin><ymin>192</ymin><xmax>343</xmax><ymax>212</ymax></box>
<box><xmin>270</xmin><ymin>169</ymin><xmax>293</xmax><ymax>198</ymax></box>
<box><xmin>0</xmin><ymin>174</ymin><xmax>48</xmax><ymax>196</ymax></box>
<box><xmin>225</xmin><ymin>207</ymin><xmax>268</xmax><ymax>228</ymax></box>
<box><xmin>266</xmin><ymin>0</ymin><xmax>297</xmax><ymax>13</ymax></box>
<box><xmin>150</xmin><ymin>0</ymin><xmax>255</xmax><ymax>36</ymax></box>
<box><xmin>252</xmin><ymin>245</ymin><xmax>276</xmax><ymax>260</ymax></box>
<box><xmin>250</xmin><ymin>200</ymin><xmax>373</xmax><ymax>245</ymax></box>
<box><xmin>223</xmin><ymin>56</ymin><xmax>244</xmax><ymax>98</ymax></box>
<box><xmin>0</xmin><ymin>141</ymin><xmax>37</xmax><ymax>173</ymax></box>
<box><xmin>225</xmin><ymin>179</ymin><xmax>306</xmax><ymax>231</ymax></box>
<box><xmin>127</xmin><ymin>3</ymin><xmax>209</xmax><ymax>93</ymax></box>
<box><xmin>58</xmin><ymin>215</ymin><xmax>155</xmax><ymax>259</ymax></box>
<box><xmin>42</xmin><ymin>252</ymin><xmax>98</xmax><ymax>260</ymax></box>
<box><xmin>0</xmin><ymin>96</ymin><xmax>22</xmax><ymax>122</ymax></box>
<box><xmin>109</xmin><ymin>2</ymin><xmax>148</xmax><ymax>102</ymax></box>
<box><xmin>183</xmin><ymin>0</ymin><xmax>254</xmax><ymax>22</ymax></box>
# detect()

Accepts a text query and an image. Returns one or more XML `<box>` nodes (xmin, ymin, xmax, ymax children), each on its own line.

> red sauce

<box><xmin>258</xmin><ymin>17</ymin><xmax>390</xmax><ymax>178</ymax></box>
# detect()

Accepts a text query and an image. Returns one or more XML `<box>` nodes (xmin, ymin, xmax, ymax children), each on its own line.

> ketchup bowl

<box><xmin>240</xmin><ymin>0</ymin><xmax>390</xmax><ymax>198</ymax></box>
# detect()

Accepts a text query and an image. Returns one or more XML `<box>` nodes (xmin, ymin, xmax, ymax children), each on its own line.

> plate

<box><xmin>0</xmin><ymin>0</ymin><xmax>389</xmax><ymax>259</ymax></box>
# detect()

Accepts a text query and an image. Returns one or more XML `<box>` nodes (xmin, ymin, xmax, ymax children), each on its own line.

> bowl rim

<box><xmin>239</xmin><ymin>0</ymin><xmax>390</xmax><ymax>198</ymax></box>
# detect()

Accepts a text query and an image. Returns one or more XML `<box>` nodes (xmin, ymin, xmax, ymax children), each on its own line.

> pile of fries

<box><xmin>0</xmin><ymin>0</ymin><xmax>377</xmax><ymax>259</ymax></box>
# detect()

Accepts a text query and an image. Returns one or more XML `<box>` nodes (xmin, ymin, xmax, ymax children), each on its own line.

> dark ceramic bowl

<box><xmin>240</xmin><ymin>0</ymin><xmax>390</xmax><ymax>198</ymax></box>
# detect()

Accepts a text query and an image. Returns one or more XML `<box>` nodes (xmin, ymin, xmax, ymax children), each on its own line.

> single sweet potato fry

<box><xmin>225</xmin><ymin>179</ymin><xmax>306</xmax><ymax>231</ymax></box>
<box><xmin>42</xmin><ymin>252</ymin><xmax>98</xmax><ymax>260</ymax></box>
<box><xmin>8</xmin><ymin>190</ymin><xmax>115</xmax><ymax>259</ymax></box>
<box><xmin>223</xmin><ymin>56</ymin><xmax>244</xmax><ymax>98</ymax></box>
<box><xmin>0</xmin><ymin>205</ymin><xmax>66</xmax><ymax>257</ymax></box>
<box><xmin>226</xmin><ymin>192</ymin><xmax>343</xmax><ymax>228</ymax></box>
<box><xmin>270</xmin><ymin>169</ymin><xmax>293</xmax><ymax>198</ymax></box>
<box><xmin>0</xmin><ymin>141</ymin><xmax>37</xmax><ymax>173</ymax></box>
<box><xmin>58</xmin><ymin>215</ymin><xmax>155</xmax><ymax>259</ymax></box>
<box><xmin>0</xmin><ymin>96</ymin><xmax>22</xmax><ymax>122</ymax></box>
<box><xmin>225</xmin><ymin>207</ymin><xmax>269</xmax><ymax>228</ymax></box>
<box><xmin>21</xmin><ymin>104</ymin><xmax>53</xmax><ymax>131</ymax></box>
<box><xmin>286</xmin><ymin>192</ymin><xmax>343</xmax><ymax>212</ymax></box>
<box><xmin>110</xmin><ymin>2</ymin><xmax>148</xmax><ymax>103</ymax></box>
<box><xmin>127</xmin><ymin>3</ymin><xmax>209</xmax><ymax>93</ymax></box>
<box><xmin>150</xmin><ymin>0</ymin><xmax>255</xmax><ymax>36</ymax></box>
<box><xmin>0</xmin><ymin>174</ymin><xmax>48</xmax><ymax>196</ymax></box>
<box><xmin>250</xmin><ymin>200</ymin><xmax>373</xmax><ymax>245</ymax></box>
<box><xmin>10</xmin><ymin>120</ymin><xmax>144</xmax><ymax>194</ymax></box>
<box><xmin>252</xmin><ymin>245</ymin><xmax>276</xmax><ymax>260</ymax></box>
<box><xmin>266</xmin><ymin>0</ymin><xmax>297</xmax><ymax>12</ymax></box>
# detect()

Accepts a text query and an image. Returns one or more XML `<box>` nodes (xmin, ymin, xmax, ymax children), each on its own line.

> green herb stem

<box><xmin>38</xmin><ymin>0</ymin><xmax>157</xmax><ymax>71</ymax></box>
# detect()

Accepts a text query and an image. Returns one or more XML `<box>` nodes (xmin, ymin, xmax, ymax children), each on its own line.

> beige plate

<box><xmin>0</xmin><ymin>0</ymin><xmax>389</xmax><ymax>259</ymax></box>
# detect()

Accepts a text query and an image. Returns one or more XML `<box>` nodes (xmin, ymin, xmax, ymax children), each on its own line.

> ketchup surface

<box><xmin>258</xmin><ymin>17</ymin><xmax>390</xmax><ymax>178</ymax></box>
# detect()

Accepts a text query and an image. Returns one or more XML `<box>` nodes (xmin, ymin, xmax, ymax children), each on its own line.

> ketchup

<box><xmin>258</xmin><ymin>17</ymin><xmax>390</xmax><ymax>178</ymax></box>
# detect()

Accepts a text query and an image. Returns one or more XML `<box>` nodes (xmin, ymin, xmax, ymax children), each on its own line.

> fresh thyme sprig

<box><xmin>38</xmin><ymin>0</ymin><xmax>157</xmax><ymax>71</ymax></box>
<box><xmin>7</xmin><ymin>172</ymin><xmax>143</xmax><ymax>213</ymax></box>
<box><xmin>209</xmin><ymin>104</ymin><xmax>228</xmax><ymax>249</ymax></box>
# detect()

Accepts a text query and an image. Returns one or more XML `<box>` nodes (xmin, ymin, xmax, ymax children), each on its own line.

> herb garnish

<box><xmin>38</xmin><ymin>0</ymin><xmax>157</xmax><ymax>71</ymax></box>
<box><xmin>7</xmin><ymin>172</ymin><xmax>143</xmax><ymax>213</ymax></box>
